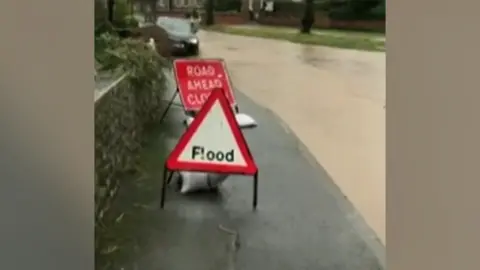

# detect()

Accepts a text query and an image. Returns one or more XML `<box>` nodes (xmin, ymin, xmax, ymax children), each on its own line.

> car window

<box><xmin>157</xmin><ymin>18</ymin><xmax>191</xmax><ymax>34</ymax></box>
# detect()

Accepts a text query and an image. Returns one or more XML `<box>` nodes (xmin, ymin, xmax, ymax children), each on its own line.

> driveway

<box><xmin>197</xmin><ymin>30</ymin><xmax>386</xmax><ymax>244</ymax></box>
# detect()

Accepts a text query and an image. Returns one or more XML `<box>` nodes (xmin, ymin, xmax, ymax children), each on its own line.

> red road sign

<box><xmin>173</xmin><ymin>58</ymin><xmax>237</xmax><ymax>112</ymax></box>
<box><xmin>166</xmin><ymin>88</ymin><xmax>257</xmax><ymax>175</ymax></box>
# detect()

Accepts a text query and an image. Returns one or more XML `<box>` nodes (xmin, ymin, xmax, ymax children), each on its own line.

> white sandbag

<box><xmin>235</xmin><ymin>113</ymin><xmax>258</xmax><ymax>129</ymax></box>
<box><xmin>184</xmin><ymin>116</ymin><xmax>194</xmax><ymax>126</ymax></box>
<box><xmin>179</xmin><ymin>171</ymin><xmax>229</xmax><ymax>194</ymax></box>
<box><xmin>184</xmin><ymin>113</ymin><xmax>258</xmax><ymax>129</ymax></box>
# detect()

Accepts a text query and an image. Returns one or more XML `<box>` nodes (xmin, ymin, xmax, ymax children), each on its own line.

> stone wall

<box><xmin>94</xmin><ymin>73</ymin><xmax>167</xmax><ymax>221</ymax></box>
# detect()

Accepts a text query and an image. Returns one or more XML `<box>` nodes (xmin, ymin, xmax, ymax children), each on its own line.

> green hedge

<box><xmin>273</xmin><ymin>0</ymin><xmax>385</xmax><ymax>21</ymax></box>
<box><xmin>273</xmin><ymin>2</ymin><xmax>305</xmax><ymax>16</ymax></box>
<box><xmin>329</xmin><ymin>0</ymin><xmax>384</xmax><ymax>20</ymax></box>
<box><xmin>214</xmin><ymin>0</ymin><xmax>242</xmax><ymax>12</ymax></box>
<box><xmin>95</xmin><ymin>0</ymin><xmax>137</xmax><ymax>29</ymax></box>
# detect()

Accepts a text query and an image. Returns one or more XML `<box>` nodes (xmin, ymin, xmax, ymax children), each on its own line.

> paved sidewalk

<box><xmin>122</xmin><ymin>87</ymin><xmax>384</xmax><ymax>270</ymax></box>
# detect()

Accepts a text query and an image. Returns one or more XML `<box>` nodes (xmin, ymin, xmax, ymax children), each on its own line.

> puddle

<box><xmin>297</xmin><ymin>45</ymin><xmax>377</xmax><ymax>76</ymax></box>
<box><xmin>298</xmin><ymin>47</ymin><xmax>337</xmax><ymax>68</ymax></box>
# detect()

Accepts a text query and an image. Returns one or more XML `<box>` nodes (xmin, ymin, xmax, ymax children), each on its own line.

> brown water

<box><xmin>198</xmin><ymin>31</ymin><xmax>386</xmax><ymax>244</ymax></box>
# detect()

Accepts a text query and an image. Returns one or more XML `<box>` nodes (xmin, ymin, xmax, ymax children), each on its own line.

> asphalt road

<box><xmin>134</xmin><ymin>78</ymin><xmax>385</xmax><ymax>270</ymax></box>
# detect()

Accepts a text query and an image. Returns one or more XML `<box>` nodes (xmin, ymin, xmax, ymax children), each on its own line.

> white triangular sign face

<box><xmin>166</xmin><ymin>88</ymin><xmax>257</xmax><ymax>175</ymax></box>
<box><xmin>178</xmin><ymin>98</ymin><xmax>246</xmax><ymax>166</ymax></box>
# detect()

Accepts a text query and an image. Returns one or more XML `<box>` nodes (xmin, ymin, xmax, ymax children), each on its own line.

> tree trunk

<box><xmin>300</xmin><ymin>0</ymin><xmax>314</xmax><ymax>34</ymax></box>
<box><xmin>139</xmin><ymin>0</ymin><xmax>146</xmax><ymax>15</ymax></box>
<box><xmin>149</xmin><ymin>0</ymin><xmax>157</xmax><ymax>23</ymax></box>
<box><xmin>107</xmin><ymin>0</ymin><xmax>115</xmax><ymax>23</ymax></box>
<box><xmin>241</xmin><ymin>0</ymin><xmax>250</xmax><ymax>18</ymax></box>
<box><xmin>205</xmin><ymin>0</ymin><xmax>215</xmax><ymax>26</ymax></box>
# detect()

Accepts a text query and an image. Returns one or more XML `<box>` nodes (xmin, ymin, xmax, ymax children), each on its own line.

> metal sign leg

<box><xmin>160</xmin><ymin>165</ymin><xmax>174</xmax><ymax>209</ymax></box>
<box><xmin>159</xmin><ymin>91</ymin><xmax>179</xmax><ymax>124</ymax></box>
<box><xmin>253</xmin><ymin>172</ymin><xmax>258</xmax><ymax>210</ymax></box>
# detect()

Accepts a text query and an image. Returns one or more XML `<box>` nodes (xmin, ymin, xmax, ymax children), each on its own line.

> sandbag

<box><xmin>179</xmin><ymin>171</ymin><xmax>229</xmax><ymax>194</ymax></box>
<box><xmin>184</xmin><ymin>113</ymin><xmax>258</xmax><ymax>129</ymax></box>
<box><xmin>178</xmin><ymin>112</ymin><xmax>256</xmax><ymax>194</ymax></box>
<box><xmin>235</xmin><ymin>113</ymin><xmax>258</xmax><ymax>129</ymax></box>
<box><xmin>184</xmin><ymin>116</ymin><xmax>194</xmax><ymax>126</ymax></box>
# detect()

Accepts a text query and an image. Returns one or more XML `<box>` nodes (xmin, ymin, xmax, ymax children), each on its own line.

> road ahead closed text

<box><xmin>174</xmin><ymin>59</ymin><xmax>236</xmax><ymax>111</ymax></box>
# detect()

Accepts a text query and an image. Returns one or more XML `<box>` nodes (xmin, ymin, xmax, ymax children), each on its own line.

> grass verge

<box><xmin>95</xmin><ymin>125</ymin><xmax>169</xmax><ymax>270</ymax></box>
<box><xmin>204</xmin><ymin>25</ymin><xmax>385</xmax><ymax>52</ymax></box>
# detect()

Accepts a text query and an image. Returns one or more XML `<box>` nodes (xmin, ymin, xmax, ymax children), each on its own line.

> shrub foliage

<box><xmin>95</xmin><ymin>0</ymin><xmax>168</xmax><ymax>92</ymax></box>
<box><xmin>96</xmin><ymin>32</ymin><xmax>168</xmax><ymax>91</ymax></box>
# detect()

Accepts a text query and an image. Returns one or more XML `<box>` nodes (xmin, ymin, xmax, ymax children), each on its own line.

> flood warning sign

<box><xmin>165</xmin><ymin>88</ymin><xmax>257</xmax><ymax>175</ymax></box>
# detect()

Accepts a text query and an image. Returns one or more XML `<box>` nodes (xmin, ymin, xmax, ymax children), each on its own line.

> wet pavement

<box><xmin>197</xmin><ymin>30</ymin><xmax>386</xmax><ymax>244</ymax></box>
<box><xmin>131</xmin><ymin>70</ymin><xmax>385</xmax><ymax>269</ymax></box>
